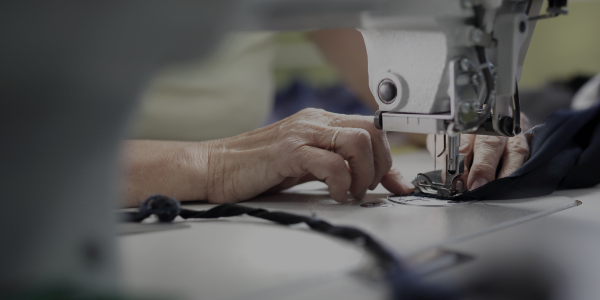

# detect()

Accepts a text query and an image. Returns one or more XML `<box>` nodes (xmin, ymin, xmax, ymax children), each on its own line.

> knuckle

<box><xmin>507</xmin><ymin>138</ymin><xmax>530</xmax><ymax>157</ymax></box>
<box><xmin>280</xmin><ymin>120</ymin><xmax>318</xmax><ymax>139</ymax></box>
<box><xmin>459</xmin><ymin>135</ymin><xmax>474</xmax><ymax>152</ymax></box>
<box><xmin>302</xmin><ymin>107</ymin><xmax>324</xmax><ymax>114</ymax></box>
<box><xmin>476</xmin><ymin>135</ymin><xmax>506</xmax><ymax>149</ymax></box>
<box><xmin>350</xmin><ymin>128</ymin><xmax>372</xmax><ymax>146</ymax></box>
<box><xmin>299</xmin><ymin>107</ymin><xmax>326</xmax><ymax>118</ymax></box>
<box><xmin>470</xmin><ymin>161</ymin><xmax>497</xmax><ymax>178</ymax></box>
<box><xmin>280</xmin><ymin>137</ymin><xmax>305</xmax><ymax>154</ymax></box>
<box><xmin>325</xmin><ymin>156</ymin><xmax>345</xmax><ymax>174</ymax></box>
<box><xmin>287</xmin><ymin>120</ymin><xmax>312</xmax><ymax>130</ymax></box>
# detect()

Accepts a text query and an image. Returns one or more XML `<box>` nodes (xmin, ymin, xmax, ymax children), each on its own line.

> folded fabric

<box><xmin>414</xmin><ymin>102</ymin><xmax>600</xmax><ymax>200</ymax></box>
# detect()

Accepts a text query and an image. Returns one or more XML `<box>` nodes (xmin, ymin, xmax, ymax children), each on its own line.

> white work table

<box><xmin>118</xmin><ymin>149</ymin><xmax>600</xmax><ymax>300</ymax></box>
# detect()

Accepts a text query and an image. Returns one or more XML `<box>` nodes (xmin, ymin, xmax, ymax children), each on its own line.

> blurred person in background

<box><xmin>130</xmin><ymin>29</ymin><xmax>426</xmax><ymax>146</ymax></box>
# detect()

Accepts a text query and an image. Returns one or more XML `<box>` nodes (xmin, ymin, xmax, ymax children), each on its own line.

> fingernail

<box><xmin>369</xmin><ymin>181</ymin><xmax>380</xmax><ymax>190</ymax></box>
<box><xmin>355</xmin><ymin>191</ymin><xmax>367</xmax><ymax>201</ymax></box>
<box><xmin>471</xmin><ymin>178</ymin><xmax>488</xmax><ymax>190</ymax></box>
<box><xmin>400</xmin><ymin>178</ymin><xmax>415</xmax><ymax>190</ymax></box>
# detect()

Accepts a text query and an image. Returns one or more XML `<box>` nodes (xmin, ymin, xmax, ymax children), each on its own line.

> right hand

<box><xmin>426</xmin><ymin>114</ymin><xmax>532</xmax><ymax>190</ymax></box>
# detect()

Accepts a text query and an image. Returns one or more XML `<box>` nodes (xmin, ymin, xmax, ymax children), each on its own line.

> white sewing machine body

<box><xmin>362</xmin><ymin>1</ymin><xmax>539</xmax><ymax>137</ymax></box>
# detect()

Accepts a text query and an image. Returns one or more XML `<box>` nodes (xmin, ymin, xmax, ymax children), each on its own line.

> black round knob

<box><xmin>519</xmin><ymin>21</ymin><xmax>526</xmax><ymax>33</ymax></box>
<box><xmin>378</xmin><ymin>79</ymin><xmax>397</xmax><ymax>103</ymax></box>
<box><xmin>500</xmin><ymin>116</ymin><xmax>515</xmax><ymax>137</ymax></box>
<box><xmin>514</xmin><ymin>125</ymin><xmax>522</xmax><ymax>134</ymax></box>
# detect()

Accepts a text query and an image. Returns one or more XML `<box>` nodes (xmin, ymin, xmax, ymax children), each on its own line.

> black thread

<box><xmin>122</xmin><ymin>195</ymin><xmax>180</xmax><ymax>223</ymax></box>
<box><xmin>121</xmin><ymin>195</ymin><xmax>456</xmax><ymax>300</ymax></box>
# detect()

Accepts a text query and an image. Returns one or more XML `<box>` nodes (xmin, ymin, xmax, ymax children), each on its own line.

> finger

<box><xmin>457</xmin><ymin>134</ymin><xmax>476</xmax><ymax>185</ymax></box>
<box><xmin>328</xmin><ymin>127</ymin><xmax>376</xmax><ymax>200</ymax></box>
<box><xmin>520</xmin><ymin>112</ymin><xmax>532</xmax><ymax>132</ymax></box>
<box><xmin>519</xmin><ymin>112</ymin><xmax>534</xmax><ymax>145</ymax></box>
<box><xmin>380</xmin><ymin>166</ymin><xmax>415</xmax><ymax>195</ymax></box>
<box><xmin>293</xmin><ymin>146</ymin><xmax>351</xmax><ymax>202</ymax></box>
<box><xmin>468</xmin><ymin>135</ymin><xmax>508</xmax><ymax>190</ymax></box>
<box><xmin>498</xmin><ymin>135</ymin><xmax>530</xmax><ymax>178</ymax></box>
<box><xmin>331</xmin><ymin>115</ymin><xmax>393</xmax><ymax>191</ymax></box>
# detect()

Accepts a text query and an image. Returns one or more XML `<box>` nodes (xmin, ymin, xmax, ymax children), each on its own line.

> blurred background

<box><xmin>129</xmin><ymin>0</ymin><xmax>600</xmax><ymax>148</ymax></box>
<box><xmin>520</xmin><ymin>0</ymin><xmax>600</xmax><ymax>89</ymax></box>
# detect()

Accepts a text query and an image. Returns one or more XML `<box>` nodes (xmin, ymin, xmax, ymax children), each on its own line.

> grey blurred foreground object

<box><xmin>0</xmin><ymin>0</ymin><xmax>378</xmax><ymax>297</ymax></box>
<box><xmin>0</xmin><ymin>1</ymin><xmax>235</xmax><ymax>297</ymax></box>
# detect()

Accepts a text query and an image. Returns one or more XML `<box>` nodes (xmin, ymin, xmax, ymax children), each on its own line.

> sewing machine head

<box><xmin>360</xmin><ymin>0</ymin><xmax>567</xmax><ymax>197</ymax></box>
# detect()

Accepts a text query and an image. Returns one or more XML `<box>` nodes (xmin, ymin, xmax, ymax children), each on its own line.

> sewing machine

<box><xmin>118</xmin><ymin>1</ymin><xmax>587</xmax><ymax>299</ymax></box>
<box><xmin>4</xmin><ymin>0</ymin><xmax>590</xmax><ymax>299</ymax></box>
<box><xmin>359</xmin><ymin>0</ymin><xmax>566</xmax><ymax>197</ymax></box>
<box><xmin>252</xmin><ymin>0</ymin><xmax>567</xmax><ymax>197</ymax></box>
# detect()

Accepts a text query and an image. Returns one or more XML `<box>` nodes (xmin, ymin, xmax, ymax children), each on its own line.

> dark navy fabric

<box><xmin>266</xmin><ymin>80</ymin><xmax>373</xmax><ymax>124</ymax></box>
<box><xmin>453</xmin><ymin>102</ymin><xmax>600</xmax><ymax>200</ymax></box>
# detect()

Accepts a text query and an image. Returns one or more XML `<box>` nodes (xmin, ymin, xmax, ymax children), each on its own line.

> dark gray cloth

<box><xmin>416</xmin><ymin>103</ymin><xmax>600</xmax><ymax>200</ymax></box>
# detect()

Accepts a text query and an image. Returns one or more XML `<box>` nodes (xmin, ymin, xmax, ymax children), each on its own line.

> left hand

<box><xmin>426</xmin><ymin>113</ymin><xmax>532</xmax><ymax>190</ymax></box>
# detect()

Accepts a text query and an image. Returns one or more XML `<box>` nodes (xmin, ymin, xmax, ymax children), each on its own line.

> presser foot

<box><xmin>415</xmin><ymin>154</ymin><xmax>466</xmax><ymax>198</ymax></box>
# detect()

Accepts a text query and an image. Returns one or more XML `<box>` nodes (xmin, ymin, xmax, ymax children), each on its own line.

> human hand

<box><xmin>426</xmin><ymin>114</ymin><xmax>532</xmax><ymax>191</ymax></box>
<box><xmin>205</xmin><ymin>108</ymin><xmax>415</xmax><ymax>203</ymax></box>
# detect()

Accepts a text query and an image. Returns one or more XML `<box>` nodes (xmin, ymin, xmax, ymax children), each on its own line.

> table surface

<box><xmin>118</xmin><ymin>149</ymin><xmax>600</xmax><ymax>300</ymax></box>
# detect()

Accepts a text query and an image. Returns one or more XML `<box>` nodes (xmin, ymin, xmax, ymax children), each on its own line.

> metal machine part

<box><xmin>388</xmin><ymin>194</ymin><xmax>476</xmax><ymax>207</ymax></box>
<box><xmin>364</xmin><ymin>1</ymin><xmax>537</xmax><ymax>137</ymax></box>
<box><xmin>414</xmin><ymin>135</ymin><xmax>466</xmax><ymax>197</ymax></box>
<box><xmin>364</xmin><ymin>0</ymin><xmax>568</xmax><ymax>196</ymax></box>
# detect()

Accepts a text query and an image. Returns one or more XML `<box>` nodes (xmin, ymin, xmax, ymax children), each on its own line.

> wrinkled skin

<box><xmin>426</xmin><ymin>113</ymin><xmax>532</xmax><ymax>190</ymax></box>
<box><xmin>123</xmin><ymin>108</ymin><xmax>415</xmax><ymax>206</ymax></box>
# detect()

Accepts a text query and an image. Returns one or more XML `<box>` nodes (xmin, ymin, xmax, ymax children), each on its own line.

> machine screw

<box><xmin>470</xmin><ymin>28</ymin><xmax>483</xmax><ymax>44</ymax></box>
<box><xmin>377</xmin><ymin>79</ymin><xmax>397</xmax><ymax>103</ymax></box>
<box><xmin>459</xmin><ymin>58</ymin><xmax>470</xmax><ymax>72</ymax></box>
<box><xmin>519</xmin><ymin>21</ymin><xmax>526</xmax><ymax>33</ymax></box>
<box><xmin>459</xmin><ymin>101</ymin><xmax>471</xmax><ymax>114</ymax></box>
<box><xmin>471</xmin><ymin>73</ymin><xmax>480</xmax><ymax>86</ymax></box>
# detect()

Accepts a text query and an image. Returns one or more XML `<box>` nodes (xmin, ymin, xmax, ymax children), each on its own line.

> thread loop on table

<box><xmin>139</xmin><ymin>195</ymin><xmax>180</xmax><ymax>222</ymax></box>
